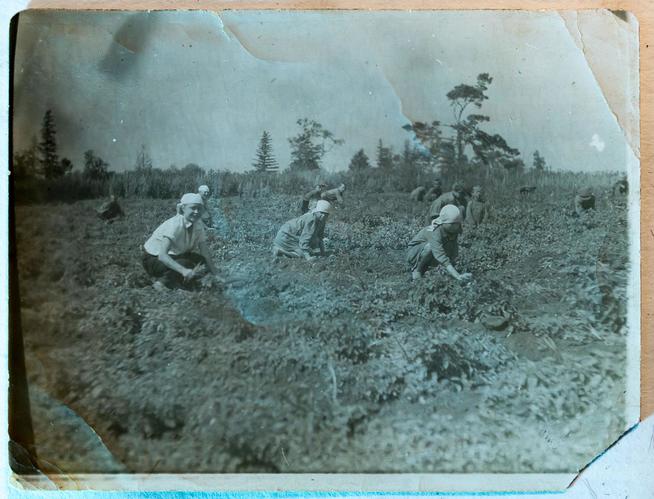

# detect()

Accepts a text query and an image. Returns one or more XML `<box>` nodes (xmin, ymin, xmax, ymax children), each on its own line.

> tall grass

<box><xmin>12</xmin><ymin>163</ymin><xmax>623</xmax><ymax>205</ymax></box>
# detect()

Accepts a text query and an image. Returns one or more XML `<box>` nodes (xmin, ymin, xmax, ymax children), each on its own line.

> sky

<box><xmin>12</xmin><ymin>9</ymin><xmax>637</xmax><ymax>173</ymax></box>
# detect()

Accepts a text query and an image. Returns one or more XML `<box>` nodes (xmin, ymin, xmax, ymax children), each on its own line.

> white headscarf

<box><xmin>313</xmin><ymin>200</ymin><xmax>333</xmax><ymax>214</ymax></box>
<box><xmin>177</xmin><ymin>192</ymin><xmax>205</xmax><ymax>215</ymax></box>
<box><xmin>429</xmin><ymin>204</ymin><xmax>462</xmax><ymax>230</ymax></box>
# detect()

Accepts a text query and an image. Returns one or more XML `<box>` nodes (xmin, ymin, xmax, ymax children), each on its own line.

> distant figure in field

<box><xmin>142</xmin><ymin>193</ymin><xmax>220</xmax><ymax>290</ymax></box>
<box><xmin>574</xmin><ymin>187</ymin><xmax>596</xmax><ymax>216</ymax></box>
<box><xmin>96</xmin><ymin>195</ymin><xmax>124</xmax><ymax>221</ymax></box>
<box><xmin>410</xmin><ymin>186</ymin><xmax>427</xmax><ymax>201</ymax></box>
<box><xmin>428</xmin><ymin>182</ymin><xmax>467</xmax><ymax>224</ymax></box>
<box><xmin>274</xmin><ymin>200</ymin><xmax>332</xmax><ymax>261</ymax></box>
<box><xmin>423</xmin><ymin>179</ymin><xmax>443</xmax><ymax>203</ymax></box>
<box><xmin>321</xmin><ymin>183</ymin><xmax>346</xmax><ymax>205</ymax></box>
<box><xmin>520</xmin><ymin>186</ymin><xmax>536</xmax><ymax>196</ymax></box>
<box><xmin>613</xmin><ymin>176</ymin><xmax>628</xmax><ymax>196</ymax></box>
<box><xmin>198</xmin><ymin>185</ymin><xmax>214</xmax><ymax>228</ymax></box>
<box><xmin>466</xmin><ymin>186</ymin><xmax>487</xmax><ymax>227</ymax></box>
<box><xmin>300</xmin><ymin>182</ymin><xmax>328</xmax><ymax>214</ymax></box>
<box><xmin>407</xmin><ymin>205</ymin><xmax>472</xmax><ymax>282</ymax></box>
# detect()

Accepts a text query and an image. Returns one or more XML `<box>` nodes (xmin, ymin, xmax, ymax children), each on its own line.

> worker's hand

<box><xmin>183</xmin><ymin>263</ymin><xmax>203</xmax><ymax>281</ymax></box>
<box><xmin>305</xmin><ymin>254</ymin><xmax>316</xmax><ymax>262</ymax></box>
<box><xmin>458</xmin><ymin>272</ymin><xmax>473</xmax><ymax>282</ymax></box>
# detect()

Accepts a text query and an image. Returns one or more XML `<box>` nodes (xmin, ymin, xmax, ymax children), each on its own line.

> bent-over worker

<box><xmin>97</xmin><ymin>195</ymin><xmax>124</xmax><ymax>221</ymax></box>
<box><xmin>274</xmin><ymin>200</ymin><xmax>332</xmax><ymax>261</ymax></box>
<box><xmin>300</xmin><ymin>182</ymin><xmax>328</xmax><ymax>214</ymax></box>
<box><xmin>574</xmin><ymin>187</ymin><xmax>596</xmax><ymax>216</ymax></box>
<box><xmin>466</xmin><ymin>185</ymin><xmax>487</xmax><ymax>227</ymax></box>
<box><xmin>408</xmin><ymin>204</ymin><xmax>472</xmax><ymax>282</ymax></box>
<box><xmin>427</xmin><ymin>182</ymin><xmax>467</xmax><ymax>224</ymax></box>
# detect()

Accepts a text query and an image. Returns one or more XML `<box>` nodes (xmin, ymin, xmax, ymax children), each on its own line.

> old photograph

<box><xmin>9</xmin><ymin>8</ymin><xmax>639</xmax><ymax>487</ymax></box>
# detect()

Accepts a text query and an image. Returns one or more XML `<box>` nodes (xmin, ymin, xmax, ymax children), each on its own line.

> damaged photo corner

<box><xmin>7</xmin><ymin>7</ymin><xmax>641</xmax><ymax>493</ymax></box>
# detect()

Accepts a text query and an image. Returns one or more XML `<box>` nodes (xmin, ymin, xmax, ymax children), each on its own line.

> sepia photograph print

<box><xmin>8</xmin><ymin>8</ymin><xmax>640</xmax><ymax>491</ymax></box>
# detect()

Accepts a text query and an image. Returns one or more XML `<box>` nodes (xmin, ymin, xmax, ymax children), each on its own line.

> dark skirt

<box><xmin>142</xmin><ymin>251</ymin><xmax>206</xmax><ymax>289</ymax></box>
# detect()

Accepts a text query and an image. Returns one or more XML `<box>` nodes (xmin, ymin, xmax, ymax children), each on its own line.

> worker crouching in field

<box><xmin>574</xmin><ymin>187</ymin><xmax>596</xmax><ymax>216</ymax></box>
<box><xmin>427</xmin><ymin>182</ymin><xmax>467</xmax><ymax>224</ymax></box>
<box><xmin>612</xmin><ymin>175</ymin><xmax>628</xmax><ymax>196</ymax></box>
<box><xmin>96</xmin><ymin>195</ymin><xmax>124</xmax><ymax>221</ymax></box>
<box><xmin>321</xmin><ymin>183</ymin><xmax>346</xmax><ymax>205</ymax></box>
<box><xmin>142</xmin><ymin>193</ymin><xmax>220</xmax><ymax>290</ymax></box>
<box><xmin>300</xmin><ymin>182</ymin><xmax>328</xmax><ymax>214</ymax></box>
<box><xmin>408</xmin><ymin>205</ymin><xmax>472</xmax><ymax>282</ymax></box>
<box><xmin>466</xmin><ymin>186</ymin><xmax>487</xmax><ymax>227</ymax></box>
<box><xmin>424</xmin><ymin>179</ymin><xmax>443</xmax><ymax>202</ymax></box>
<box><xmin>273</xmin><ymin>200</ymin><xmax>332</xmax><ymax>261</ymax></box>
<box><xmin>409</xmin><ymin>186</ymin><xmax>427</xmax><ymax>201</ymax></box>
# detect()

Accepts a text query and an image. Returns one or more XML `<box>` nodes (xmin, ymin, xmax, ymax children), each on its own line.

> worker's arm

<box><xmin>431</xmin><ymin>237</ymin><xmax>470</xmax><ymax>282</ymax></box>
<box><xmin>444</xmin><ymin>263</ymin><xmax>472</xmax><ymax>281</ymax></box>
<box><xmin>298</xmin><ymin>219</ymin><xmax>316</xmax><ymax>260</ymax></box>
<box><xmin>303</xmin><ymin>188</ymin><xmax>320</xmax><ymax>202</ymax></box>
<box><xmin>428</xmin><ymin>200</ymin><xmax>441</xmax><ymax>221</ymax></box>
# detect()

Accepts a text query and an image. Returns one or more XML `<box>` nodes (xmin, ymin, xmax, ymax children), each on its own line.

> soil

<box><xmin>13</xmin><ymin>191</ymin><xmax>630</xmax><ymax>474</ymax></box>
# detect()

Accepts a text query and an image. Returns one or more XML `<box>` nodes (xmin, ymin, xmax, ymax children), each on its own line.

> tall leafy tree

<box><xmin>404</xmin><ymin>73</ymin><xmax>521</xmax><ymax>175</ymax></box>
<box><xmin>253</xmin><ymin>131</ymin><xmax>279</xmax><ymax>173</ymax></box>
<box><xmin>288</xmin><ymin>119</ymin><xmax>343</xmax><ymax>171</ymax></box>
<box><xmin>183</xmin><ymin>163</ymin><xmax>204</xmax><ymax>176</ymax></box>
<box><xmin>402</xmin><ymin>121</ymin><xmax>443</xmax><ymax>156</ymax></box>
<box><xmin>13</xmin><ymin>137</ymin><xmax>39</xmax><ymax>179</ymax></box>
<box><xmin>446</xmin><ymin>73</ymin><xmax>493</xmax><ymax>162</ymax></box>
<box><xmin>436</xmin><ymin>142</ymin><xmax>456</xmax><ymax>177</ymax></box>
<box><xmin>402</xmin><ymin>121</ymin><xmax>451</xmax><ymax>174</ymax></box>
<box><xmin>83</xmin><ymin>150</ymin><xmax>110</xmax><ymax>180</ymax></box>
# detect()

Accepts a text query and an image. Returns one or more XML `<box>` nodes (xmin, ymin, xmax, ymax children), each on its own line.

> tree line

<box><xmin>13</xmin><ymin>72</ymin><xmax>550</xmax><ymax>194</ymax></box>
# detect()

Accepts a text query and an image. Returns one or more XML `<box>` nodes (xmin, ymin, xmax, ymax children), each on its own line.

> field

<box><xmin>14</xmin><ymin>182</ymin><xmax>631</xmax><ymax>474</ymax></box>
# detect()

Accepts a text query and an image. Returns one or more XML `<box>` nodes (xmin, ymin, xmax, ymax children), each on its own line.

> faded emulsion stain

<box><xmin>99</xmin><ymin>12</ymin><xmax>156</xmax><ymax>79</ymax></box>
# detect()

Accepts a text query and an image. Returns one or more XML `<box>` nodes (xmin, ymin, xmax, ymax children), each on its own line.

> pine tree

<box><xmin>253</xmin><ymin>131</ymin><xmax>279</xmax><ymax>173</ymax></box>
<box><xmin>533</xmin><ymin>150</ymin><xmax>546</xmax><ymax>171</ymax></box>
<box><xmin>134</xmin><ymin>144</ymin><xmax>153</xmax><ymax>170</ymax></box>
<box><xmin>375</xmin><ymin>139</ymin><xmax>393</xmax><ymax>170</ymax></box>
<box><xmin>348</xmin><ymin>149</ymin><xmax>371</xmax><ymax>171</ymax></box>
<box><xmin>38</xmin><ymin>109</ymin><xmax>63</xmax><ymax>179</ymax></box>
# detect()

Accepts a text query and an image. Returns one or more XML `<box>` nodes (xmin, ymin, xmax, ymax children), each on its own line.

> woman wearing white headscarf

<box><xmin>142</xmin><ymin>193</ymin><xmax>219</xmax><ymax>289</ymax></box>
<box><xmin>198</xmin><ymin>185</ymin><xmax>214</xmax><ymax>228</ymax></box>
<box><xmin>273</xmin><ymin>200</ymin><xmax>332</xmax><ymax>261</ymax></box>
<box><xmin>407</xmin><ymin>204</ymin><xmax>472</xmax><ymax>281</ymax></box>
